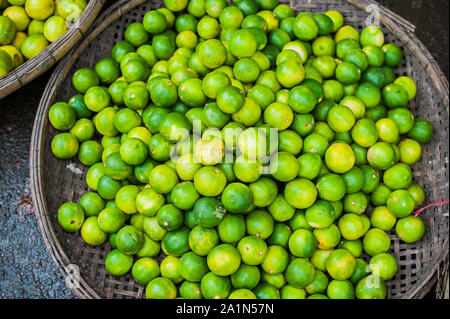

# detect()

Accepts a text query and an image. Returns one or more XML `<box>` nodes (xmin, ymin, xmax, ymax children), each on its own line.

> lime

<box><xmin>221</xmin><ymin>182</ymin><xmax>253</xmax><ymax>213</ymax></box>
<box><xmin>398</xmin><ymin>138</ymin><xmax>422</xmax><ymax>165</ymax></box>
<box><xmin>124</xmin><ymin>22</ymin><xmax>149</xmax><ymax>47</ymax></box>
<box><xmin>51</xmin><ymin>132</ymin><xmax>79</xmax><ymax>159</ymax></box>
<box><xmin>229</xmin><ymin>29</ymin><xmax>258</xmax><ymax>58</ymax></box>
<box><xmin>261</xmin><ymin>245</ymin><xmax>289</xmax><ymax>275</ymax></box>
<box><xmin>288</xmin><ymin>229</ymin><xmax>317</xmax><ymax>258</ymax></box>
<box><xmin>326</xmin><ymin>248</ymin><xmax>356</xmax><ymax>280</ymax></box>
<box><xmin>200</xmin><ymin>272</ymin><xmax>231</xmax><ymax>299</ymax></box>
<box><xmin>396</xmin><ymin>215</ymin><xmax>425</xmax><ymax>243</ymax></box>
<box><xmin>217</xmin><ymin>85</ymin><xmax>245</xmax><ymax>115</ymax></box>
<box><xmin>193</xmin><ymin>166</ymin><xmax>227</xmax><ymax>197</ymax></box>
<box><xmin>80</xmin><ymin>216</ymin><xmax>107</xmax><ymax>246</ymax></box>
<box><xmin>268</xmin><ymin>194</ymin><xmax>295</xmax><ymax>222</ymax></box>
<box><xmin>231</xmin><ymin>264</ymin><xmax>261</xmax><ymax>290</ymax></box>
<box><xmin>20</xmin><ymin>33</ymin><xmax>48</xmax><ymax>59</ymax></box>
<box><xmin>284</xmin><ymin>258</ymin><xmax>315</xmax><ymax>288</ymax></box>
<box><xmin>305</xmin><ymin>200</ymin><xmax>335</xmax><ymax>229</ymax></box>
<box><xmin>310</xmin><ymin>248</ymin><xmax>333</xmax><ymax>271</ymax></box>
<box><xmin>274</xmin><ymin>58</ymin><xmax>304</xmax><ymax>88</ymax></box>
<box><xmin>367</xmin><ymin>142</ymin><xmax>396</xmax><ymax>170</ymax></box>
<box><xmin>324</xmin><ymin>142</ymin><xmax>355</xmax><ymax>173</ymax></box>
<box><xmin>351</xmin><ymin>118</ymin><xmax>378</xmax><ymax>148</ymax></box>
<box><xmin>383</xmin><ymin>163</ymin><xmax>413</xmax><ymax>190</ymax></box>
<box><xmin>355</xmin><ymin>274</ymin><xmax>387</xmax><ymax>299</ymax></box>
<box><xmin>297</xmin><ymin>153</ymin><xmax>322</xmax><ymax>180</ymax></box>
<box><xmin>198</xmin><ymin>38</ymin><xmax>226</xmax><ymax>69</ymax></box>
<box><xmin>57</xmin><ymin>202</ymin><xmax>84</xmax><ymax>232</ymax></box>
<box><xmin>304</xmin><ymin>270</ymin><xmax>328</xmax><ymax>295</ymax></box>
<box><xmin>179</xmin><ymin>281</ymin><xmax>202</xmax><ymax>299</ymax></box>
<box><xmin>382</xmin><ymin>43</ymin><xmax>403</xmax><ymax>68</ymax></box>
<box><xmin>105</xmin><ymin>249</ymin><xmax>134</xmax><ymax>276</ymax></box>
<box><xmin>78</xmin><ymin>140</ymin><xmax>103</xmax><ymax>166</ymax></box>
<box><xmin>234</xmin><ymin>57</ymin><xmax>261</xmax><ymax>83</ymax></box>
<box><xmin>104</xmin><ymin>152</ymin><xmax>133</xmax><ymax>181</ymax></box>
<box><xmin>386</xmin><ymin>189</ymin><xmax>415</xmax><ymax>218</ymax></box>
<box><xmin>284</xmin><ymin>178</ymin><xmax>317</xmax><ymax>209</ymax></box>
<box><xmin>146</xmin><ymin>277</ymin><xmax>177</xmax><ymax>299</ymax></box>
<box><xmin>24</xmin><ymin>0</ymin><xmax>54</xmax><ymax>21</ymax></box>
<box><xmin>369</xmin><ymin>253</ymin><xmax>397</xmax><ymax>281</ymax></box>
<box><xmin>326</xmin><ymin>280</ymin><xmax>355</xmax><ymax>299</ymax></box>
<box><xmin>292</xmin><ymin>14</ymin><xmax>318</xmax><ymax>41</ymax></box>
<box><xmin>97</xmin><ymin>207</ymin><xmax>125</xmax><ymax>233</ymax></box>
<box><xmin>362</xmin><ymin>228</ymin><xmax>391</xmax><ymax>256</ymax></box>
<box><xmin>132</xmin><ymin>257</ymin><xmax>160</xmax><ymax>285</ymax></box>
<box><xmin>394</xmin><ymin>76</ymin><xmax>416</xmax><ymax>101</ymax></box>
<box><xmin>3</xmin><ymin>6</ymin><xmax>29</xmax><ymax>32</ymax></box>
<box><xmin>338</xmin><ymin>213</ymin><xmax>364</xmax><ymax>240</ymax></box>
<box><xmin>207</xmin><ymin>244</ymin><xmax>241</xmax><ymax>276</ymax></box>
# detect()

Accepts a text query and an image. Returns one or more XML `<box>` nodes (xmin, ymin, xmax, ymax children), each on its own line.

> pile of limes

<box><xmin>51</xmin><ymin>0</ymin><xmax>434</xmax><ymax>299</ymax></box>
<box><xmin>0</xmin><ymin>0</ymin><xmax>87</xmax><ymax>77</ymax></box>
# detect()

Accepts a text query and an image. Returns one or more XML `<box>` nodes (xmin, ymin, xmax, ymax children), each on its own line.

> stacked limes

<box><xmin>51</xmin><ymin>0</ymin><xmax>434</xmax><ymax>300</ymax></box>
<box><xmin>0</xmin><ymin>0</ymin><xmax>87</xmax><ymax>77</ymax></box>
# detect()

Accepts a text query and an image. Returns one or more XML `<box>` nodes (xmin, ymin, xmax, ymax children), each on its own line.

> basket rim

<box><xmin>0</xmin><ymin>0</ymin><xmax>105</xmax><ymax>101</ymax></box>
<box><xmin>29</xmin><ymin>0</ymin><xmax>450</xmax><ymax>299</ymax></box>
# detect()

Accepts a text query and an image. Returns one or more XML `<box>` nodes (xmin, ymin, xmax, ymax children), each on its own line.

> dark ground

<box><xmin>0</xmin><ymin>0</ymin><xmax>448</xmax><ymax>299</ymax></box>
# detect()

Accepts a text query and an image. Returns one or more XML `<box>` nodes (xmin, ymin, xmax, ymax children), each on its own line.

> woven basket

<box><xmin>0</xmin><ymin>0</ymin><xmax>105</xmax><ymax>100</ymax></box>
<box><xmin>30</xmin><ymin>0</ymin><xmax>449</xmax><ymax>299</ymax></box>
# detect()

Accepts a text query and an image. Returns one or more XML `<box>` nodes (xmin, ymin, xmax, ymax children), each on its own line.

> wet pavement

<box><xmin>0</xmin><ymin>0</ymin><xmax>448</xmax><ymax>299</ymax></box>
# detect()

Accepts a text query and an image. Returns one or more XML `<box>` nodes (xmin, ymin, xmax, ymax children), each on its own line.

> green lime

<box><xmin>81</xmin><ymin>216</ymin><xmax>107</xmax><ymax>246</ymax></box>
<box><xmin>146</xmin><ymin>277</ymin><xmax>177</xmax><ymax>299</ymax></box>
<box><xmin>284</xmin><ymin>178</ymin><xmax>317</xmax><ymax>209</ymax></box>
<box><xmin>398</xmin><ymin>138</ymin><xmax>422</xmax><ymax>165</ymax></box>
<box><xmin>338</xmin><ymin>239</ymin><xmax>363</xmax><ymax>258</ymax></box>
<box><xmin>326</xmin><ymin>248</ymin><xmax>356</xmax><ymax>280</ymax></box>
<box><xmin>220</xmin><ymin>182</ymin><xmax>253</xmax><ymax>213</ymax></box>
<box><xmin>216</xmin><ymin>214</ymin><xmax>245</xmax><ymax>245</ymax></box>
<box><xmin>285</xmin><ymin>258</ymin><xmax>315</xmax><ymax>288</ymax></box>
<box><xmin>246</xmin><ymin>209</ymin><xmax>274</xmax><ymax>239</ymax></box>
<box><xmin>132</xmin><ymin>257</ymin><xmax>160</xmax><ymax>285</ymax></box>
<box><xmin>78</xmin><ymin>140</ymin><xmax>103</xmax><ymax>166</ymax></box>
<box><xmin>179</xmin><ymin>281</ymin><xmax>202</xmax><ymax>299</ymax></box>
<box><xmin>322</xmin><ymin>79</ymin><xmax>344</xmax><ymax>102</ymax></box>
<box><xmin>292</xmin><ymin>14</ymin><xmax>318</xmax><ymax>41</ymax></box>
<box><xmin>231</xmin><ymin>264</ymin><xmax>261</xmax><ymax>290</ymax></box>
<box><xmin>362</xmin><ymin>228</ymin><xmax>391</xmax><ymax>256</ymax></box>
<box><xmin>156</xmin><ymin>204</ymin><xmax>184</xmax><ymax>231</ymax></box>
<box><xmin>149</xmin><ymin>164</ymin><xmax>179</xmax><ymax>194</ymax></box>
<box><xmin>207</xmin><ymin>244</ymin><xmax>241</xmax><ymax>276</ymax></box>
<box><xmin>369</xmin><ymin>253</ymin><xmax>398</xmax><ymax>281</ymax></box>
<box><xmin>84</xmin><ymin>86</ymin><xmax>111</xmax><ymax>112</ymax></box>
<box><xmin>396</xmin><ymin>215</ymin><xmax>425</xmax><ymax>243</ymax></box>
<box><xmin>49</xmin><ymin>102</ymin><xmax>76</xmax><ymax>130</ymax></box>
<box><xmin>367</xmin><ymin>142</ymin><xmax>396</xmax><ymax>170</ymax></box>
<box><xmin>193</xmin><ymin>166</ymin><xmax>227</xmax><ymax>197</ymax></box>
<box><xmin>200</xmin><ymin>272</ymin><xmax>231</xmax><ymax>299</ymax></box>
<box><xmin>188</xmin><ymin>225</ymin><xmax>219</xmax><ymax>256</ymax></box>
<box><xmin>70</xmin><ymin>119</ymin><xmax>95</xmax><ymax>142</ymax></box>
<box><xmin>305</xmin><ymin>200</ymin><xmax>335</xmax><ymax>229</ymax></box>
<box><xmin>288</xmin><ymin>229</ymin><xmax>317</xmax><ymax>258</ymax></box>
<box><xmin>327</xmin><ymin>280</ymin><xmax>355</xmax><ymax>299</ymax></box>
<box><xmin>338</xmin><ymin>213</ymin><xmax>365</xmax><ymax>240</ymax></box>
<box><xmin>105</xmin><ymin>249</ymin><xmax>134</xmax><ymax>276</ymax></box>
<box><xmin>193</xmin><ymin>196</ymin><xmax>226</xmax><ymax>228</ymax></box>
<box><xmin>261</xmin><ymin>245</ymin><xmax>289</xmax><ymax>275</ymax></box>
<box><xmin>57</xmin><ymin>202</ymin><xmax>84</xmax><ymax>232</ymax></box>
<box><xmin>97</xmin><ymin>207</ymin><xmax>125</xmax><ymax>233</ymax></box>
<box><xmin>382</xmin><ymin>43</ymin><xmax>403</xmax><ymax>68</ymax></box>
<box><xmin>394</xmin><ymin>76</ymin><xmax>416</xmax><ymax>101</ymax></box>
<box><xmin>382</xmin><ymin>163</ymin><xmax>413</xmax><ymax>190</ymax></box>
<box><xmin>304</xmin><ymin>270</ymin><xmax>329</xmax><ymax>295</ymax></box>
<box><xmin>51</xmin><ymin>133</ymin><xmax>79</xmax><ymax>159</ymax></box>
<box><xmin>267</xmin><ymin>194</ymin><xmax>295</xmax><ymax>222</ymax></box>
<box><xmin>355</xmin><ymin>274</ymin><xmax>387</xmax><ymax>299</ymax></box>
